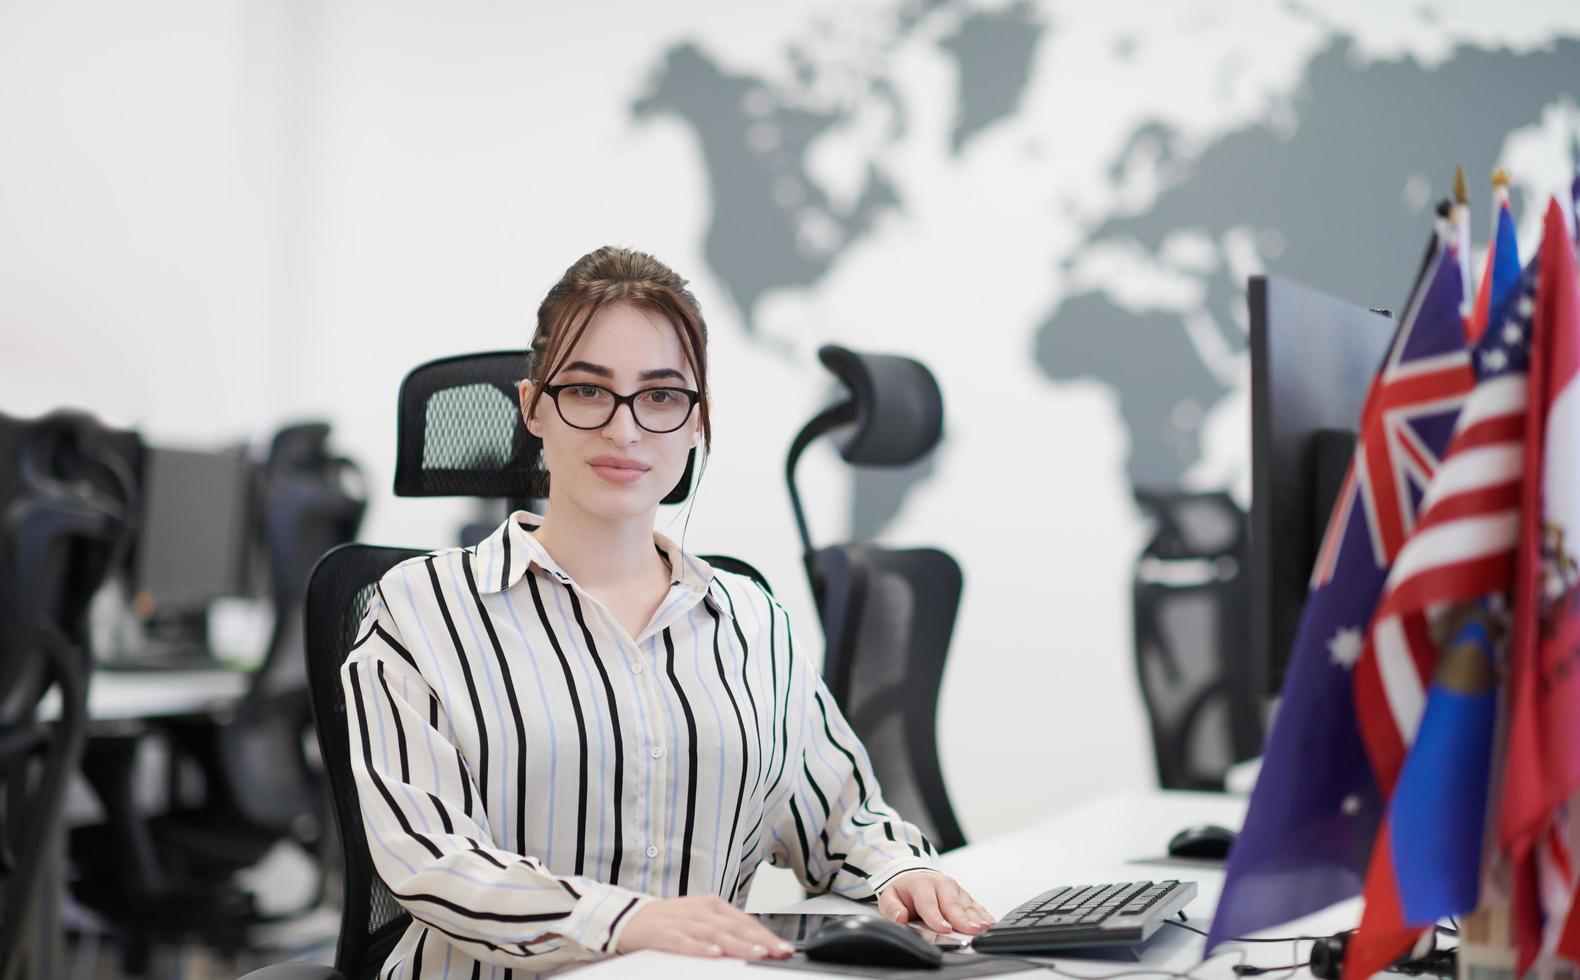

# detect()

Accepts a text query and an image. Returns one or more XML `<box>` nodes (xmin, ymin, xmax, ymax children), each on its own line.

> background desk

<box><xmin>579</xmin><ymin>790</ymin><xmax>1363</xmax><ymax>979</ymax></box>
<box><xmin>37</xmin><ymin>666</ymin><xmax>251</xmax><ymax>725</ymax></box>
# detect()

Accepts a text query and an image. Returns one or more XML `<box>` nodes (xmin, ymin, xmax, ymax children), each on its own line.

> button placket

<box><xmin>612</xmin><ymin>619</ymin><xmax>668</xmax><ymax>876</ymax></box>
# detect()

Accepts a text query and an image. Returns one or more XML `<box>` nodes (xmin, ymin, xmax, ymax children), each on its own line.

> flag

<box><xmin>1344</xmin><ymin>264</ymin><xmax>1538</xmax><ymax>980</ymax></box>
<box><xmin>1205</xmin><ymin>241</ymin><xmax>1474</xmax><ymax>953</ymax></box>
<box><xmin>1456</xmin><ymin>165</ymin><xmax>1475</xmax><ymax>322</ymax></box>
<box><xmin>1468</xmin><ymin>173</ymin><xmax>1523</xmax><ymax>343</ymax></box>
<box><xmin>1499</xmin><ymin>199</ymin><xmax>1580</xmax><ymax>974</ymax></box>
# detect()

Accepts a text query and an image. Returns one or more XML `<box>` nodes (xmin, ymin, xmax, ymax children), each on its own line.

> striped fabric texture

<box><xmin>343</xmin><ymin>512</ymin><xmax>940</xmax><ymax>978</ymax></box>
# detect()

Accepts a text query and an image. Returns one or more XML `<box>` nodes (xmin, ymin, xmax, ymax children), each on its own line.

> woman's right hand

<box><xmin>616</xmin><ymin>895</ymin><xmax>796</xmax><ymax>960</ymax></box>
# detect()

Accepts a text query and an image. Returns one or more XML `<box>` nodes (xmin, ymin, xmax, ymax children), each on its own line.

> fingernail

<box><xmin>707</xmin><ymin>944</ymin><xmax>722</xmax><ymax>956</ymax></box>
<box><xmin>752</xmin><ymin>944</ymin><xmax>766</xmax><ymax>957</ymax></box>
<box><xmin>778</xmin><ymin>942</ymin><xmax>795</xmax><ymax>955</ymax></box>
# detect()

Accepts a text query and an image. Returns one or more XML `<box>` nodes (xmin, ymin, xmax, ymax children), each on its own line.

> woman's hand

<box><xmin>616</xmin><ymin>895</ymin><xmax>796</xmax><ymax>960</ymax></box>
<box><xmin>877</xmin><ymin>871</ymin><xmax>996</xmax><ymax>935</ymax></box>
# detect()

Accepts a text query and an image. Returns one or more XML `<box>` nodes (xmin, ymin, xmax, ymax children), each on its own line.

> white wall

<box><xmin>6</xmin><ymin>0</ymin><xmax>1580</xmax><ymax>847</ymax></box>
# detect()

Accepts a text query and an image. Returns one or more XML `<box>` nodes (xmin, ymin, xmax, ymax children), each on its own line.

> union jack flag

<box><xmin>1354</xmin><ymin>267</ymin><xmax>1535</xmax><ymax>794</ymax></box>
<box><xmin>1312</xmin><ymin>258</ymin><xmax>1475</xmax><ymax>586</ymax></box>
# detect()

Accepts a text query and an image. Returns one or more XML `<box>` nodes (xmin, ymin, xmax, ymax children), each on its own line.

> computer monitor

<box><xmin>132</xmin><ymin>446</ymin><xmax>255</xmax><ymax>620</ymax></box>
<box><xmin>1247</xmin><ymin>275</ymin><xmax>1395</xmax><ymax>697</ymax></box>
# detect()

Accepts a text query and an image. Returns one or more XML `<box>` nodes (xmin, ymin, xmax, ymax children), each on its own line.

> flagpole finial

<box><xmin>1491</xmin><ymin>169</ymin><xmax>1511</xmax><ymax>190</ymax></box>
<box><xmin>1454</xmin><ymin>165</ymin><xmax>1470</xmax><ymax>206</ymax></box>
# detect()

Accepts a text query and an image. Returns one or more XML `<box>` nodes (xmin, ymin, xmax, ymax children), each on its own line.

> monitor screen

<box><xmin>132</xmin><ymin>446</ymin><xmax>254</xmax><ymax>614</ymax></box>
<box><xmin>1247</xmin><ymin>275</ymin><xmax>1394</xmax><ymax>697</ymax></box>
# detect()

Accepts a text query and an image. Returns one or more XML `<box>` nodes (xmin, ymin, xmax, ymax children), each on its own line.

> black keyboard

<box><xmin>971</xmin><ymin>879</ymin><xmax>1197</xmax><ymax>954</ymax></box>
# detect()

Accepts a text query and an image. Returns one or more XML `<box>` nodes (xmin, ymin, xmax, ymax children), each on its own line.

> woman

<box><xmin>345</xmin><ymin>247</ymin><xmax>993</xmax><ymax>977</ymax></box>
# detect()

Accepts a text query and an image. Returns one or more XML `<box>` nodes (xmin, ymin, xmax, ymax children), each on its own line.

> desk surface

<box><xmin>36</xmin><ymin>667</ymin><xmax>252</xmax><ymax>724</ymax></box>
<box><xmin>576</xmin><ymin>790</ymin><xmax>1361</xmax><ymax>979</ymax></box>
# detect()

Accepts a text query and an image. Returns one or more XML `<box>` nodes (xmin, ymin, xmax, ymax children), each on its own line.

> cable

<box><xmin>1164</xmin><ymin>920</ymin><xmax>1328</xmax><ymax>944</ymax></box>
<box><xmin>1033</xmin><ymin>943</ymin><xmax>1252</xmax><ymax>980</ymax></box>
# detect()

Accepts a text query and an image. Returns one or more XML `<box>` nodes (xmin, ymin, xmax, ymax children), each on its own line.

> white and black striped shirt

<box><xmin>343</xmin><ymin>512</ymin><xmax>940</xmax><ymax>978</ymax></box>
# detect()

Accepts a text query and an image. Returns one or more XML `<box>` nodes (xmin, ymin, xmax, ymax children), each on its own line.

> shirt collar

<box><xmin>472</xmin><ymin>510</ymin><xmax>728</xmax><ymax>618</ymax></box>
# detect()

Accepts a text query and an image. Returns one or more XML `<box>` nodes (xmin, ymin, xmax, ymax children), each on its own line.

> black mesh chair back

<box><xmin>786</xmin><ymin>344</ymin><xmax>966</xmax><ymax>852</ymax></box>
<box><xmin>810</xmin><ymin>544</ymin><xmax>965</xmax><ymax>851</ymax></box>
<box><xmin>215</xmin><ymin>423</ymin><xmax>368</xmax><ymax>837</ymax></box>
<box><xmin>394</xmin><ymin>351</ymin><xmax>696</xmax><ymax>507</ymax></box>
<box><xmin>305</xmin><ymin>543</ymin><xmax>424</xmax><ymax>980</ymax></box>
<box><xmin>256</xmin><ymin>422</ymin><xmax>368</xmax><ymax>700</ymax></box>
<box><xmin>1132</xmin><ymin>490</ymin><xmax>1262</xmax><ymax>790</ymax></box>
<box><xmin>1</xmin><ymin>412</ymin><xmax>135</xmax><ymax>979</ymax></box>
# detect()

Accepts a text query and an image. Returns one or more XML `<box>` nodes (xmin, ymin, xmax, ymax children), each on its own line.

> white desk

<box><xmin>575</xmin><ymin>790</ymin><xmax>1363</xmax><ymax>978</ymax></box>
<box><xmin>36</xmin><ymin>667</ymin><xmax>251</xmax><ymax>724</ymax></box>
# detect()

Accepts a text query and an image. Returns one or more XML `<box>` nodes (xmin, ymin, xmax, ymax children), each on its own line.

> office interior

<box><xmin>4</xmin><ymin>1</ymin><xmax>1580</xmax><ymax>977</ymax></box>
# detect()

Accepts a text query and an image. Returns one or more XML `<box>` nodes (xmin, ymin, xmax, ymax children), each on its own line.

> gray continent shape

<box><xmin>1038</xmin><ymin>38</ymin><xmax>1580</xmax><ymax>490</ymax></box>
<box><xmin>633</xmin><ymin>42</ymin><xmax>902</xmax><ymax>332</ymax></box>
<box><xmin>937</xmin><ymin>0</ymin><xmax>1047</xmax><ymax>155</ymax></box>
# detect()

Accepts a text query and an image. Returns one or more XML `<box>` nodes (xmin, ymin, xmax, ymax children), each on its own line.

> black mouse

<box><xmin>802</xmin><ymin>915</ymin><xmax>945</xmax><ymax>968</ymax></box>
<box><xmin>1168</xmin><ymin>823</ymin><xmax>1238</xmax><ymax>860</ymax></box>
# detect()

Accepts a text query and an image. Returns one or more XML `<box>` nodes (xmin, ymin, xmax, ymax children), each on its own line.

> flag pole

<box><xmin>1456</xmin><ymin>164</ymin><xmax>1475</xmax><ymax>320</ymax></box>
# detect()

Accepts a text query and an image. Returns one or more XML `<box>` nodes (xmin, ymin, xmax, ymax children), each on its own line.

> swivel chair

<box><xmin>785</xmin><ymin>345</ymin><xmax>966</xmax><ymax>853</ymax></box>
<box><xmin>1</xmin><ymin>411</ymin><xmax>136</xmax><ymax>980</ymax></box>
<box><xmin>1131</xmin><ymin>490</ymin><xmax>1262</xmax><ymax>789</ymax></box>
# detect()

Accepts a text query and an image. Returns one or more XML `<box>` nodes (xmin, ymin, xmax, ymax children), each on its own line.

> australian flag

<box><xmin>1206</xmin><ymin>241</ymin><xmax>1475</xmax><ymax>951</ymax></box>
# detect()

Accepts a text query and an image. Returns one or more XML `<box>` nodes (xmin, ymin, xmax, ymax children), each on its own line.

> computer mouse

<box><xmin>1168</xmin><ymin>823</ymin><xmax>1238</xmax><ymax>860</ymax></box>
<box><xmin>802</xmin><ymin>914</ymin><xmax>945</xmax><ymax>968</ymax></box>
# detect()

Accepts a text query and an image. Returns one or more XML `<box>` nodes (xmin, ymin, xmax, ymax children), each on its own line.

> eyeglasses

<box><xmin>538</xmin><ymin>382</ymin><xmax>700</xmax><ymax>434</ymax></box>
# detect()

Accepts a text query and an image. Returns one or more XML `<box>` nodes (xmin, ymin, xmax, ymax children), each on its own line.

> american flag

<box><xmin>1353</xmin><ymin>266</ymin><xmax>1536</xmax><ymax>794</ymax></box>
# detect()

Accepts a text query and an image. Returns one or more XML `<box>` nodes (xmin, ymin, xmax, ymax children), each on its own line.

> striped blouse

<box><xmin>343</xmin><ymin>512</ymin><xmax>940</xmax><ymax>978</ymax></box>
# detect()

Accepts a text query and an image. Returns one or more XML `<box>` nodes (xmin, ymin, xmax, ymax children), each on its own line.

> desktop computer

<box><xmin>1245</xmin><ymin>275</ymin><xmax>1395</xmax><ymax>697</ymax></box>
<box><xmin>122</xmin><ymin>446</ymin><xmax>257</xmax><ymax>666</ymax></box>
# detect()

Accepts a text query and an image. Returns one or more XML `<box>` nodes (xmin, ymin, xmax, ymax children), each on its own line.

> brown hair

<box><xmin>524</xmin><ymin>247</ymin><xmax>711</xmax><ymax>492</ymax></box>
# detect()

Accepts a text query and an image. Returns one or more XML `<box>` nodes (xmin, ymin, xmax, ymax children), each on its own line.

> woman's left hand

<box><xmin>877</xmin><ymin>871</ymin><xmax>996</xmax><ymax>936</ymax></box>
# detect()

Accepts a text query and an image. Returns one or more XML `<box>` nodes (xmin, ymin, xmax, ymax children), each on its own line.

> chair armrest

<box><xmin>237</xmin><ymin>965</ymin><xmax>345</xmax><ymax>980</ymax></box>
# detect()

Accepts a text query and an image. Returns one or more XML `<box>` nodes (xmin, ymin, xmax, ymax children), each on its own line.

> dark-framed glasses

<box><xmin>539</xmin><ymin>382</ymin><xmax>700</xmax><ymax>433</ymax></box>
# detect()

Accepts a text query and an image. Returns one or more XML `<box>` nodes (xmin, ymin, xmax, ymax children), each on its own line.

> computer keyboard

<box><xmin>971</xmin><ymin>879</ymin><xmax>1197</xmax><ymax>954</ymax></box>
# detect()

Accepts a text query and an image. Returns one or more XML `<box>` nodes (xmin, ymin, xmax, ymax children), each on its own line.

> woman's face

<box><xmin>522</xmin><ymin>301</ymin><xmax>702</xmax><ymax>522</ymax></box>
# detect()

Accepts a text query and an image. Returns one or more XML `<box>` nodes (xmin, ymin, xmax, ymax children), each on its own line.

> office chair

<box><xmin>1131</xmin><ymin>490</ymin><xmax>1262</xmax><ymax>790</ymax></box>
<box><xmin>1</xmin><ymin>411</ymin><xmax>135</xmax><ymax>980</ymax></box>
<box><xmin>785</xmin><ymin>344</ymin><xmax>966</xmax><ymax>853</ymax></box>
<box><xmin>238</xmin><ymin>542</ymin><xmax>427</xmax><ymax>980</ymax></box>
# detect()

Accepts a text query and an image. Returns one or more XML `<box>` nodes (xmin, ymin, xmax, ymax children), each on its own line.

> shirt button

<box><xmin>646</xmin><ymin>845</ymin><xmax>659</xmax><ymax>858</ymax></box>
<box><xmin>631</xmin><ymin>661</ymin><xmax>644</xmax><ymax>674</ymax></box>
<box><xmin>649</xmin><ymin>746</ymin><xmax>663</xmax><ymax>759</ymax></box>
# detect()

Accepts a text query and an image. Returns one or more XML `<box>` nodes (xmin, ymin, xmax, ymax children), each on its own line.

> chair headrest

<box><xmin>393</xmin><ymin>350</ymin><xmax>696</xmax><ymax>504</ymax></box>
<box><xmin>267</xmin><ymin>421</ymin><xmax>334</xmax><ymax>476</ymax></box>
<box><xmin>394</xmin><ymin>351</ymin><xmax>538</xmax><ymax>499</ymax></box>
<box><xmin>817</xmin><ymin>345</ymin><xmax>943</xmax><ymax>466</ymax></box>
